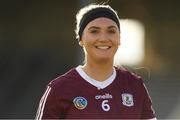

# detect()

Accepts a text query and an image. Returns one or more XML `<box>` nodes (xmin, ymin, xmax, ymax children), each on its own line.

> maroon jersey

<box><xmin>36</xmin><ymin>67</ymin><xmax>156</xmax><ymax>119</ymax></box>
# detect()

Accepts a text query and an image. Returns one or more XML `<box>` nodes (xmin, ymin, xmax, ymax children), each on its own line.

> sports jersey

<box><xmin>36</xmin><ymin>66</ymin><xmax>156</xmax><ymax>119</ymax></box>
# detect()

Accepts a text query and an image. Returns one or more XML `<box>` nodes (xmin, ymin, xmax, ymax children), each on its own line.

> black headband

<box><xmin>78</xmin><ymin>7</ymin><xmax>120</xmax><ymax>40</ymax></box>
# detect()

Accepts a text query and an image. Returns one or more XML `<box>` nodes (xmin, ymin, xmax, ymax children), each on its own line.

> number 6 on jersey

<box><xmin>101</xmin><ymin>100</ymin><xmax>110</xmax><ymax>111</ymax></box>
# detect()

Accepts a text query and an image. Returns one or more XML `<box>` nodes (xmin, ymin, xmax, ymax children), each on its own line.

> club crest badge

<box><xmin>122</xmin><ymin>93</ymin><xmax>134</xmax><ymax>107</ymax></box>
<box><xmin>73</xmin><ymin>96</ymin><xmax>88</xmax><ymax>110</ymax></box>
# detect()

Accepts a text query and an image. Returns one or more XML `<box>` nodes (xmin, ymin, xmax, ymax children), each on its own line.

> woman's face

<box><xmin>79</xmin><ymin>17</ymin><xmax>120</xmax><ymax>63</ymax></box>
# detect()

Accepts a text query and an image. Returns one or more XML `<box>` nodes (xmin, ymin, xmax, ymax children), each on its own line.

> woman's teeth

<box><xmin>96</xmin><ymin>46</ymin><xmax>110</xmax><ymax>49</ymax></box>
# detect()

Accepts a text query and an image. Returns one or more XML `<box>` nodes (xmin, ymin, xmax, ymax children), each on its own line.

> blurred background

<box><xmin>0</xmin><ymin>0</ymin><xmax>180</xmax><ymax>119</ymax></box>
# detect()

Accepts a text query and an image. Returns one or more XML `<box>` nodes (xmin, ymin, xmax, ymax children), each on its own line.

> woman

<box><xmin>36</xmin><ymin>4</ymin><xmax>156</xmax><ymax>119</ymax></box>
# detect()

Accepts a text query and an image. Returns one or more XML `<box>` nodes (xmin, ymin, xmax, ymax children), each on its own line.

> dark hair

<box><xmin>75</xmin><ymin>4</ymin><xmax>120</xmax><ymax>41</ymax></box>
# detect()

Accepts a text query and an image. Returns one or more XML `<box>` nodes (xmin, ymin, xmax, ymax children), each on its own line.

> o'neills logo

<box><xmin>95</xmin><ymin>93</ymin><xmax>113</xmax><ymax>100</ymax></box>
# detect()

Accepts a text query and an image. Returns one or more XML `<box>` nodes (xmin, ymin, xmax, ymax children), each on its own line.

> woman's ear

<box><xmin>79</xmin><ymin>40</ymin><xmax>84</xmax><ymax>47</ymax></box>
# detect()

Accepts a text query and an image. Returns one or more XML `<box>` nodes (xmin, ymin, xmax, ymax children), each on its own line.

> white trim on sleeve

<box><xmin>35</xmin><ymin>86</ymin><xmax>51</xmax><ymax>120</ymax></box>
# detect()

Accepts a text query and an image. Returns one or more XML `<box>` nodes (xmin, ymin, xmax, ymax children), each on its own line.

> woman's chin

<box><xmin>96</xmin><ymin>56</ymin><xmax>113</xmax><ymax>63</ymax></box>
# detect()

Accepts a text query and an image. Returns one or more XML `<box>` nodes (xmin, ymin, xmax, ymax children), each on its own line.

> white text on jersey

<box><xmin>95</xmin><ymin>93</ymin><xmax>113</xmax><ymax>100</ymax></box>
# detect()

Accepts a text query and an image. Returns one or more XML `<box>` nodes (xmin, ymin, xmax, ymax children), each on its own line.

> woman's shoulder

<box><xmin>43</xmin><ymin>68</ymin><xmax>82</xmax><ymax>98</ymax></box>
<box><xmin>115</xmin><ymin>66</ymin><xmax>144</xmax><ymax>84</ymax></box>
<box><xmin>47</xmin><ymin>68</ymin><xmax>80</xmax><ymax>89</ymax></box>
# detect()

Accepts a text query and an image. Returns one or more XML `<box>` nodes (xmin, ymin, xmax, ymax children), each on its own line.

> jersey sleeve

<box><xmin>35</xmin><ymin>84</ymin><xmax>64</xmax><ymax>119</ymax></box>
<box><xmin>141</xmin><ymin>82</ymin><xmax>156</xmax><ymax>119</ymax></box>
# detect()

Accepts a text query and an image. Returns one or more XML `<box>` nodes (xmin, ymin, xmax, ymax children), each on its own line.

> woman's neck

<box><xmin>82</xmin><ymin>60</ymin><xmax>114</xmax><ymax>82</ymax></box>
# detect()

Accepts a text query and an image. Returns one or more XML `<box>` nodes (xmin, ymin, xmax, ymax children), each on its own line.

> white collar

<box><xmin>75</xmin><ymin>65</ymin><xmax>116</xmax><ymax>90</ymax></box>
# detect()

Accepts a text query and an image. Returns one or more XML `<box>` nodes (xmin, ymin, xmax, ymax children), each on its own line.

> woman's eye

<box><xmin>90</xmin><ymin>29</ymin><xmax>98</xmax><ymax>34</ymax></box>
<box><xmin>108</xmin><ymin>29</ymin><xmax>116</xmax><ymax>34</ymax></box>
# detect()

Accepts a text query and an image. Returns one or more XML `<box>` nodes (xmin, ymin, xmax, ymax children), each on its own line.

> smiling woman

<box><xmin>35</xmin><ymin>3</ymin><xmax>156</xmax><ymax>120</ymax></box>
<box><xmin>79</xmin><ymin>17</ymin><xmax>120</xmax><ymax>66</ymax></box>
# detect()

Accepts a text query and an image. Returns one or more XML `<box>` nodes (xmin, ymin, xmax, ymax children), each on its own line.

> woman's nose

<box><xmin>98</xmin><ymin>33</ymin><xmax>109</xmax><ymax>42</ymax></box>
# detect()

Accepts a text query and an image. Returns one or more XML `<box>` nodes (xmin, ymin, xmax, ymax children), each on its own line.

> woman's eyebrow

<box><xmin>88</xmin><ymin>26</ymin><xmax>100</xmax><ymax>30</ymax></box>
<box><xmin>108</xmin><ymin>25</ymin><xmax>117</xmax><ymax>29</ymax></box>
<box><xmin>88</xmin><ymin>25</ymin><xmax>117</xmax><ymax>30</ymax></box>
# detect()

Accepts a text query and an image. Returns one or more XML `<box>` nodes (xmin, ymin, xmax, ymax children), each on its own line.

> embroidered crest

<box><xmin>73</xmin><ymin>96</ymin><xmax>88</xmax><ymax>110</ymax></box>
<box><xmin>122</xmin><ymin>93</ymin><xmax>134</xmax><ymax>107</ymax></box>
